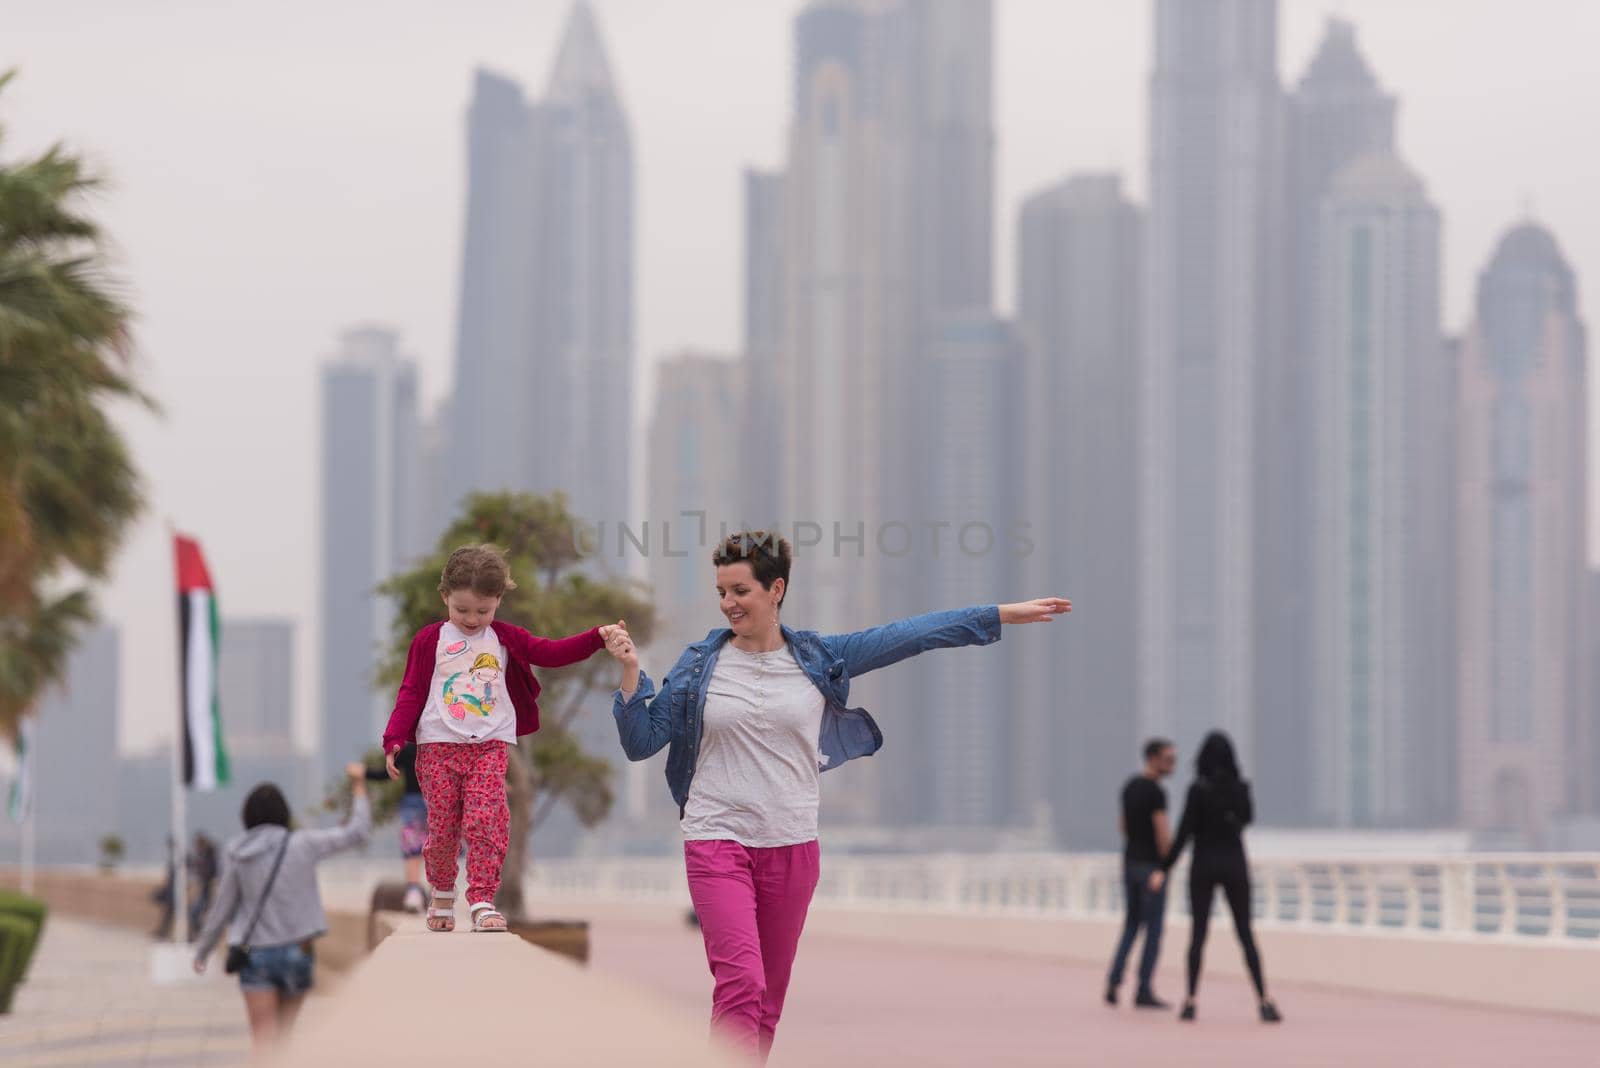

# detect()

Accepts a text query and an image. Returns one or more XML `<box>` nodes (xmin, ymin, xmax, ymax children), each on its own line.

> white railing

<box><xmin>526</xmin><ymin>852</ymin><xmax>1600</xmax><ymax>943</ymax></box>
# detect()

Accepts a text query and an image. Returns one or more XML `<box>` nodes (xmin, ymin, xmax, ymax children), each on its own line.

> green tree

<box><xmin>0</xmin><ymin>71</ymin><xmax>148</xmax><ymax>734</ymax></box>
<box><xmin>374</xmin><ymin>491</ymin><xmax>654</xmax><ymax>920</ymax></box>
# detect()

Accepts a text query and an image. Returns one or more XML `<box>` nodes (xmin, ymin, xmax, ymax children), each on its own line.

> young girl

<box><xmin>381</xmin><ymin>543</ymin><xmax>619</xmax><ymax>932</ymax></box>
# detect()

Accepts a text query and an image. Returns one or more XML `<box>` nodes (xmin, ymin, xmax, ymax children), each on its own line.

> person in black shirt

<box><xmin>1105</xmin><ymin>738</ymin><xmax>1176</xmax><ymax>1008</ymax></box>
<box><xmin>1156</xmin><ymin>730</ymin><xmax>1282</xmax><ymax>1023</ymax></box>
<box><xmin>366</xmin><ymin>743</ymin><xmax>427</xmax><ymax>911</ymax></box>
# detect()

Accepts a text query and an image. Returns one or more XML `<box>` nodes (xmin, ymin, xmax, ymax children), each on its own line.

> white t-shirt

<box><xmin>415</xmin><ymin>622</ymin><xmax>519</xmax><ymax>746</ymax></box>
<box><xmin>680</xmin><ymin>643</ymin><xmax>826</xmax><ymax>847</ymax></box>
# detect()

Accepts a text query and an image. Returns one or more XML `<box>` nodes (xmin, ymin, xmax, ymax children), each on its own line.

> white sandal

<box><xmin>426</xmin><ymin>889</ymin><xmax>456</xmax><ymax>932</ymax></box>
<box><xmin>470</xmin><ymin>902</ymin><xmax>509</xmax><ymax>933</ymax></box>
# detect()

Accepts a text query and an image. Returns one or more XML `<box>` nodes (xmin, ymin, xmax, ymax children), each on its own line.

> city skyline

<box><xmin>3</xmin><ymin>2</ymin><xmax>1600</xmax><ymax>777</ymax></box>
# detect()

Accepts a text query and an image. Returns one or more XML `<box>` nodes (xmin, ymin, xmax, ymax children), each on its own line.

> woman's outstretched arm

<box><xmin>823</xmin><ymin>598</ymin><xmax>1071</xmax><ymax>678</ymax></box>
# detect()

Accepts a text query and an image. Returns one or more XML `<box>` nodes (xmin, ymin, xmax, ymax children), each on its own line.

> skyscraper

<box><xmin>451</xmin><ymin>69</ymin><xmax>535</xmax><ymax>499</ymax></box>
<box><xmin>218</xmin><ymin>619</ymin><xmax>296</xmax><ymax>752</ymax></box>
<box><xmin>777</xmin><ymin>0</ymin><xmax>998</xmax><ymax>828</ymax></box>
<box><xmin>448</xmin><ymin>2</ymin><xmax>633</xmax><ymax>525</ymax></box>
<box><xmin>742</xmin><ymin>168</ymin><xmax>785</xmax><ymax>530</ymax></box>
<box><xmin>1259</xmin><ymin>16</ymin><xmax>1398</xmax><ymax>822</ymax></box>
<box><xmin>778</xmin><ymin>1</ymin><xmax>910</xmax><ymax>634</ymax></box>
<box><xmin>648</xmin><ymin>353</ymin><xmax>747</xmax><ymax>656</ymax></box>
<box><xmin>1016</xmin><ymin>174</ymin><xmax>1143</xmax><ymax>847</ymax></box>
<box><xmin>1457</xmin><ymin>222</ymin><xmax>1588</xmax><ymax>842</ymax></box>
<box><xmin>1142</xmin><ymin>0</ymin><xmax>1285</xmax><ymax>765</ymax></box>
<box><xmin>1309</xmin><ymin>153</ymin><xmax>1443</xmax><ymax>827</ymax></box>
<box><xmin>0</xmin><ymin>627</ymin><xmax>118</xmax><ymax>863</ymax></box>
<box><xmin>319</xmin><ymin>325</ymin><xmax>420</xmax><ymax>783</ymax></box>
<box><xmin>920</xmin><ymin>313</ymin><xmax>1018</xmax><ymax>828</ymax></box>
<box><xmin>905</xmin><ymin>0</ymin><xmax>994</xmax><ymax>322</ymax></box>
<box><xmin>625</xmin><ymin>352</ymin><xmax>746</xmax><ymax>830</ymax></box>
<box><xmin>529</xmin><ymin>1</ymin><xmax>634</xmax><ymax>526</ymax></box>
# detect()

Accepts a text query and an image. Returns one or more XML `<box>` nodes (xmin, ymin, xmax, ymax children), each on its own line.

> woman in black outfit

<box><xmin>1156</xmin><ymin>731</ymin><xmax>1282</xmax><ymax>1023</ymax></box>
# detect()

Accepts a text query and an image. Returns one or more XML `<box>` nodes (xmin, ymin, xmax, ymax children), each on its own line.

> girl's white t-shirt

<box><xmin>414</xmin><ymin>622</ymin><xmax>519</xmax><ymax>746</ymax></box>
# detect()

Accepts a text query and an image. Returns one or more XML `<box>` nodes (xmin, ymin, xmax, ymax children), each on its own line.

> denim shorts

<box><xmin>237</xmin><ymin>942</ymin><xmax>315</xmax><ymax>996</ymax></box>
<box><xmin>397</xmin><ymin>792</ymin><xmax>428</xmax><ymax>858</ymax></box>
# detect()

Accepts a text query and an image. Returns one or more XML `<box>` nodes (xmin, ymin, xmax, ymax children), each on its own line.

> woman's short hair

<box><xmin>712</xmin><ymin>530</ymin><xmax>793</xmax><ymax>607</ymax></box>
<box><xmin>242</xmin><ymin>783</ymin><xmax>291</xmax><ymax>830</ymax></box>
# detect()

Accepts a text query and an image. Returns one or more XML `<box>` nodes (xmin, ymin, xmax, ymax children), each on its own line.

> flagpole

<box><xmin>19</xmin><ymin>788</ymin><xmax>34</xmax><ymax>896</ymax></box>
<box><xmin>11</xmin><ymin>713</ymin><xmax>36</xmax><ymax>896</ymax></box>
<box><xmin>169</xmin><ymin>522</ymin><xmax>187</xmax><ymax>946</ymax></box>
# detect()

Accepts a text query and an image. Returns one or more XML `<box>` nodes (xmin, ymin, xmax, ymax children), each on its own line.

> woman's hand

<box><xmin>605</xmin><ymin>619</ymin><xmax>642</xmax><ymax>697</ymax></box>
<box><xmin>998</xmin><ymin>598</ymin><xmax>1072</xmax><ymax>624</ymax></box>
<box><xmin>347</xmin><ymin>762</ymin><xmax>369</xmax><ymax>795</ymax></box>
<box><xmin>603</xmin><ymin>619</ymin><xmax>638</xmax><ymax>667</ymax></box>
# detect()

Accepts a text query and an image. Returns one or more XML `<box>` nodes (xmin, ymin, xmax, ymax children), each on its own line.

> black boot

<box><xmin>1134</xmin><ymin>990</ymin><xmax>1170</xmax><ymax>1009</ymax></box>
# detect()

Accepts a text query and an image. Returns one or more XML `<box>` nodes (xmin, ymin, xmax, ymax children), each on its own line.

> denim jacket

<box><xmin>612</xmin><ymin>605</ymin><xmax>1002</xmax><ymax>815</ymax></box>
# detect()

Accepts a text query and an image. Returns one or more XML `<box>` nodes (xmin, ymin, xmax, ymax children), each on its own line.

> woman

<box><xmin>1155</xmin><ymin>731</ymin><xmax>1282</xmax><ymax>1023</ymax></box>
<box><xmin>605</xmin><ymin>531</ymin><xmax>1070</xmax><ymax>1061</ymax></box>
<box><xmin>193</xmin><ymin>764</ymin><xmax>371</xmax><ymax>1046</ymax></box>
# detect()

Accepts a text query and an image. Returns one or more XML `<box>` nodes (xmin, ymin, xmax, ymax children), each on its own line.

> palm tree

<box><xmin>0</xmin><ymin>70</ymin><xmax>148</xmax><ymax>733</ymax></box>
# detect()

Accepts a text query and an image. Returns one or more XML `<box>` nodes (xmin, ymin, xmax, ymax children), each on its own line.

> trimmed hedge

<box><xmin>0</xmin><ymin>890</ymin><xmax>46</xmax><ymax>980</ymax></box>
<box><xmin>0</xmin><ymin>891</ymin><xmax>46</xmax><ymax>1014</ymax></box>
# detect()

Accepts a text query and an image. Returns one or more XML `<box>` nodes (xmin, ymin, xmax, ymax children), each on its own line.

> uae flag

<box><xmin>175</xmin><ymin>534</ymin><xmax>230</xmax><ymax>790</ymax></box>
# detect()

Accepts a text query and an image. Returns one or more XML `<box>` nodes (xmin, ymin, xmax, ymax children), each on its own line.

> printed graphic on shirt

<box><xmin>416</xmin><ymin>624</ymin><xmax>518</xmax><ymax>745</ymax></box>
<box><xmin>443</xmin><ymin>652</ymin><xmax>501</xmax><ymax>720</ymax></box>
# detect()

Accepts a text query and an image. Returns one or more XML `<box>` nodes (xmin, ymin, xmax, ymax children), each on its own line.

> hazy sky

<box><xmin>5</xmin><ymin>0</ymin><xmax>1598</xmax><ymax>754</ymax></box>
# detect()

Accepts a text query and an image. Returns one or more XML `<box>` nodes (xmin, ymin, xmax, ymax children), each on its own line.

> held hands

<box><xmin>1148</xmin><ymin>870</ymin><xmax>1166</xmax><ymax>892</ymax></box>
<box><xmin>998</xmin><ymin>598</ymin><xmax>1072</xmax><ymax>625</ymax></box>
<box><xmin>602</xmin><ymin>619</ymin><xmax>638</xmax><ymax>667</ymax></box>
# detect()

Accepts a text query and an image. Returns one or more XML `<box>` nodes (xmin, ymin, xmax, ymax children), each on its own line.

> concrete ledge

<box><xmin>275</xmin><ymin>915</ymin><xmax>744</xmax><ymax>1066</ymax></box>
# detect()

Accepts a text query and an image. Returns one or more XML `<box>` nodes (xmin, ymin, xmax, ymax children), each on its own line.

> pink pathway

<box><xmin>577</xmin><ymin>901</ymin><xmax>1600</xmax><ymax>1067</ymax></box>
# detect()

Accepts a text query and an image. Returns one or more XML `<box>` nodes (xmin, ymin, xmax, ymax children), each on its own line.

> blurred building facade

<box><xmin>319</xmin><ymin>326</ymin><xmax>421</xmax><ymax>783</ymax></box>
<box><xmin>1456</xmin><ymin>223</ymin><xmax>1588</xmax><ymax>843</ymax></box>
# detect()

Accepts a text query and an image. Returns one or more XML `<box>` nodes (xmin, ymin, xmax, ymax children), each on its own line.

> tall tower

<box><xmin>1457</xmin><ymin>223</ymin><xmax>1588</xmax><ymax>842</ymax></box>
<box><xmin>775</xmin><ymin>1</ymin><xmax>997</xmax><ymax>827</ymax></box>
<box><xmin>529</xmin><ymin>1</ymin><xmax>634</xmax><ymax>526</ymax></box>
<box><xmin>1016</xmin><ymin>174</ymin><xmax>1143</xmax><ymax>846</ymax></box>
<box><xmin>450</xmin><ymin>70</ymin><xmax>535</xmax><ymax>499</ymax></box>
<box><xmin>1309</xmin><ymin>153</ymin><xmax>1443</xmax><ymax>827</ymax></box>
<box><xmin>319</xmin><ymin>326</ymin><xmax>420</xmax><ymax>782</ymax></box>
<box><xmin>921</xmin><ymin>314</ymin><xmax>1019</xmax><ymax>828</ymax></box>
<box><xmin>1142</xmin><ymin>0</ymin><xmax>1285</xmax><ymax>764</ymax></box>
<box><xmin>447</xmin><ymin>3</ymin><xmax>632</xmax><ymax>527</ymax></box>
<box><xmin>779</xmin><ymin>1</ymin><xmax>907</xmax><ymax>633</ymax></box>
<box><xmin>742</xmin><ymin>168</ymin><xmax>786</xmax><ymax>530</ymax></box>
<box><xmin>1259</xmin><ymin>17</ymin><xmax>1398</xmax><ymax>821</ymax></box>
